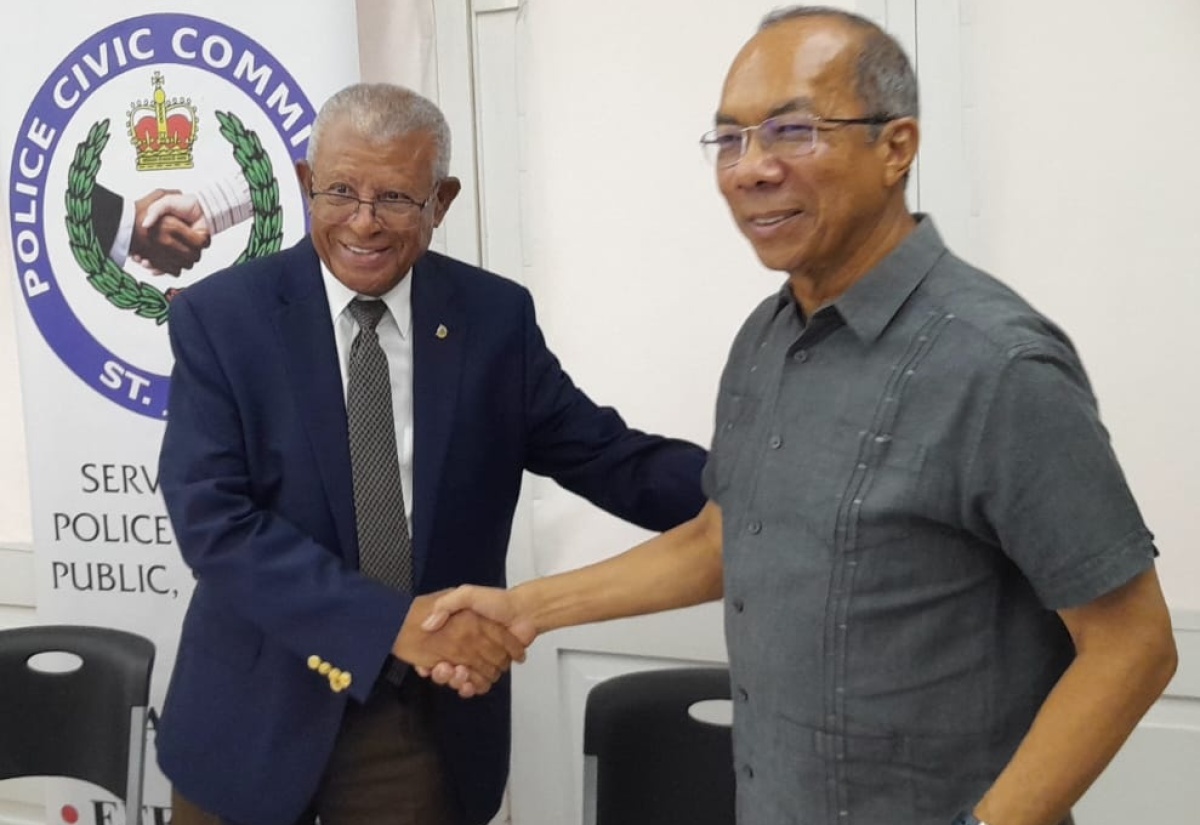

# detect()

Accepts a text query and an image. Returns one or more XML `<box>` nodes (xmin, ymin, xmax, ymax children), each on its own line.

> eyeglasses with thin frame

<box><xmin>699</xmin><ymin>113</ymin><xmax>897</xmax><ymax>168</ymax></box>
<box><xmin>307</xmin><ymin>180</ymin><xmax>439</xmax><ymax>227</ymax></box>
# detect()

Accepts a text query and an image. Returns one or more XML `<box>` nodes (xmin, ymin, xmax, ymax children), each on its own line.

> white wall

<box><xmin>0</xmin><ymin>215</ymin><xmax>31</xmax><ymax>549</ymax></box>
<box><xmin>520</xmin><ymin>0</ymin><xmax>768</xmax><ymax>445</ymax></box>
<box><xmin>516</xmin><ymin>0</ymin><xmax>807</xmax><ymax>577</ymax></box>
<box><xmin>964</xmin><ymin>0</ymin><xmax>1200</xmax><ymax>610</ymax></box>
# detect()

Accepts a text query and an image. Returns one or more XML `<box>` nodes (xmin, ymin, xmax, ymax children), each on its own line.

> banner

<box><xmin>1</xmin><ymin>3</ymin><xmax>359</xmax><ymax>822</ymax></box>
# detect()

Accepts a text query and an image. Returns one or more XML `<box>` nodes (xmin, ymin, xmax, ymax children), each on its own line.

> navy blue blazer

<box><xmin>156</xmin><ymin>237</ymin><xmax>706</xmax><ymax>825</ymax></box>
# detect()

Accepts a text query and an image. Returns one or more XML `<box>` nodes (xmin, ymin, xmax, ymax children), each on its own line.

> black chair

<box><xmin>0</xmin><ymin>624</ymin><xmax>155</xmax><ymax>825</ymax></box>
<box><xmin>583</xmin><ymin>666</ymin><xmax>735</xmax><ymax>825</ymax></box>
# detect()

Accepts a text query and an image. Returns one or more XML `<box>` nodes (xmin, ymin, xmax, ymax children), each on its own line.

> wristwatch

<box><xmin>951</xmin><ymin>812</ymin><xmax>988</xmax><ymax>825</ymax></box>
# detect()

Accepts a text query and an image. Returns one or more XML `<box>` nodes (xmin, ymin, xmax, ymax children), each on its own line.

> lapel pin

<box><xmin>435</xmin><ymin>324</ymin><xmax>449</xmax><ymax>339</ymax></box>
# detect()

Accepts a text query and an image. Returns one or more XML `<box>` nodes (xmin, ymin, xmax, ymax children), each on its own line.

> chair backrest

<box><xmin>583</xmin><ymin>666</ymin><xmax>735</xmax><ymax>825</ymax></box>
<box><xmin>0</xmin><ymin>624</ymin><xmax>155</xmax><ymax>820</ymax></box>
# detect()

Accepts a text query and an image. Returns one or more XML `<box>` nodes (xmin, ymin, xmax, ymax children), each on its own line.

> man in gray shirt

<box><xmin>421</xmin><ymin>6</ymin><xmax>1177</xmax><ymax>825</ymax></box>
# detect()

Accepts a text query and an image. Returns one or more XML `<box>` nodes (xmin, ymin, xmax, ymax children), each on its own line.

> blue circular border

<box><xmin>8</xmin><ymin>13</ymin><xmax>314</xmax><ymax>419</ymax></box>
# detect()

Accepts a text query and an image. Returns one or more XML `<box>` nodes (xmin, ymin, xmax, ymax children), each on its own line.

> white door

<box><xmin>463</xmin><ymin>0</ymin><xmax>944</xmax><ymax>822</ymax></box>
<box><xmin>460</xmin><ymin>2</ymin><xmax>953</xmax><ymax>824</ymax></box>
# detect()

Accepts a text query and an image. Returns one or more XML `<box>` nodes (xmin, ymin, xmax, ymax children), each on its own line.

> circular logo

<box><xmin>8</xmin><ymin>13</ymin><xmax>314</xmax><ymax>418</ymax></box>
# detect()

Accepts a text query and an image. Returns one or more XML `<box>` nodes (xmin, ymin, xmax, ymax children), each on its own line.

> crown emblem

<box><xmin>127</xmin><ymin>72</ymin><xmax>198</xmax><ymax>171</ymax></box>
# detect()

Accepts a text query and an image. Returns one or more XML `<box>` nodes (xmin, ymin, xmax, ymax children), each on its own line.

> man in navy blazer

<box><xmin>156</xmin><ymin>83</ymin><xmax>706</xmax><ymax>825</ymax></box>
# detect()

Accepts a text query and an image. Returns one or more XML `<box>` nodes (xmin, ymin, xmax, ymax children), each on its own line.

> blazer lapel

<box><xmin>270</xmin><ymin>238</ymin><xmax>359</xmax><ymax>564</ymax></box>
<box><xmin>410</xmin><ymin>254</ymin><xmax>465</xmax><ymax>587</ymax></box>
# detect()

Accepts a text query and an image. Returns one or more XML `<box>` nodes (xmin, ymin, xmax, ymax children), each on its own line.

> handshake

<box><xmin>394</xmin><ymin>586</ymin><xmax>536</xmax><ymax>698</ymax></box>
<box><xmin>130</xmin><ymin>188</ymin><xmax>212</xmax><ymax>276</ymax></box>
<box><xmin>391</xmin><ymin>504</ymin><xmax>726</xmax><ymax>696</ymax></box>
<box><xmin>119</xmin><ymin>175</ymin><xmax>252</xmax><ymax>275</ymax></box>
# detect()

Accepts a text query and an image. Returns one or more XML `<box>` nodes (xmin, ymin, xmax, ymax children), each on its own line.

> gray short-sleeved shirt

<box><xmin>703</xmin><ymin>217</ymin><xmax>1155</xmax><ymax>825</ymax></box>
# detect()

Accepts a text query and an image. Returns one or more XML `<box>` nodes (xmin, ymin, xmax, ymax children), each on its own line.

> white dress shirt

<box><xmin>320</xmin><ymin>264</ymin><xmax>415</xmax><ymax>521</ymax></box>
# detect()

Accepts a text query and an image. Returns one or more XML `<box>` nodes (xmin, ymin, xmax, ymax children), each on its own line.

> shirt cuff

<box><xmin>109</xmin><ymin>197</ymin><xmax>135</xmax><ymax>267</ymax></box>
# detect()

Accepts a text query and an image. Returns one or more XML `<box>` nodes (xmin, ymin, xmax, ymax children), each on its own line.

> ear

<box><xmin>295</xmin><ymin>160</ymin><xmax>314</xmax><ymax>196</ymax></box>
<box><xmin>432</xmin><ymin>177</ymin><xmax>462</xmax><ymax>227</ymax></box>
<box><xmin>879</xmin><ymin>117</ymin><xmax>920</xmax><ymax>188</ymax></box>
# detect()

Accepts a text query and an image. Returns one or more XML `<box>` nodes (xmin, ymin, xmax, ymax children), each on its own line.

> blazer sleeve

<box><xmin>91</xmin><ymin>184</ymin><xmax>124</xmax><ymax>258</ymax></box>
<box><xmin>519</xmin><ymin>291</ymin><xmax>707</xmax><ymax>531</ymax></box>
<box><xmin>159</xmin><ymin>291</ymin><xmax>408</xmax><ymax>703</ymax></box>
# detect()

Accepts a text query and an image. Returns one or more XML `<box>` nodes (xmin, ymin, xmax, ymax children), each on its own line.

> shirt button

<box><xmin>769</xmin><ymin>435</ymin><xmax>783</xmax><ymax>449</ymax></box>
<box><xmin>732</xmin><ymin>598</ymin><xmax>745</xmax><ymax>613</ymax></box>
<box><xmin>747</xmin><ymin>521</ymin><xmax>762</xmax><ymax>535</ymax></box>
<box><xmin>737</xmin><ymin>687</ymin><xmax>749</xmax><ymax>702</ymax></box>
<box><xmin>793</xmin><ymin>349</ymin><xmax>809</xmax><ymax>363</ymax></box>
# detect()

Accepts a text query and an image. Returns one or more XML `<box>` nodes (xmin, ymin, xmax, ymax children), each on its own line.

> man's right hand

<box><xmin>412</xmin><ymin>503</ymin><xmax>724</xmax><ymax>697</ymax></box>
<box><xmin>131</xmin><ymin>189</ymin><xmax>211</xmax><ymax>275</ymax></box>
<box><xmin>421</xmin><ymin>585</ymin><xmax>536</xmax><ymax>641</ymax></box>
<box><xmin>414</xmin><ymin>586</ymin><xmax>538</xmax><ymax>697</ymax></box>
<box><xmin>393</xmin><ymin>592</ymin><xmax>528</xmax><ymax>697</ymax></box>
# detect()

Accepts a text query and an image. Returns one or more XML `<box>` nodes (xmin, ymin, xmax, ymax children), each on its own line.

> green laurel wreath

<box><xmin>64</xmin><ymin>113</ymin><xmax>283</xmax><ymax>325</ymax></box>
<box><xmin>214</xmin><ymin>110</ymin><xmax>282</xmax><ymax>265</ymax></box>
<box><xmin>64</xmin><ymin>120</ymin><xmax>168</xmax><ymax>323</ymax></box>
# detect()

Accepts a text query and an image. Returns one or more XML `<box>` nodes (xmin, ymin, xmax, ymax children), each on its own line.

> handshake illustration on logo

<box><xmin>91</xmin><ymin>174</ymin><xmax>253</xmax><ymax>277</ymax></box>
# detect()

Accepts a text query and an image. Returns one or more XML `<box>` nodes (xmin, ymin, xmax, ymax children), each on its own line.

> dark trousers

<box><xmin>172</xmin><ymin>679</ymin><xmax>459</xmax><ymax>825</ymax></box>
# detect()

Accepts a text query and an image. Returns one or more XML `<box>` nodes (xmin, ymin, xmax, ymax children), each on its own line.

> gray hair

<box><xmin>759</xmin><ymin>5</ymin><xmax>919</xmax><ymax>128</ymax></box>
<box><xmin>305</xmin><ymin>82</ymin><xmax>452</xmax><ymax>179</ymax></box>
